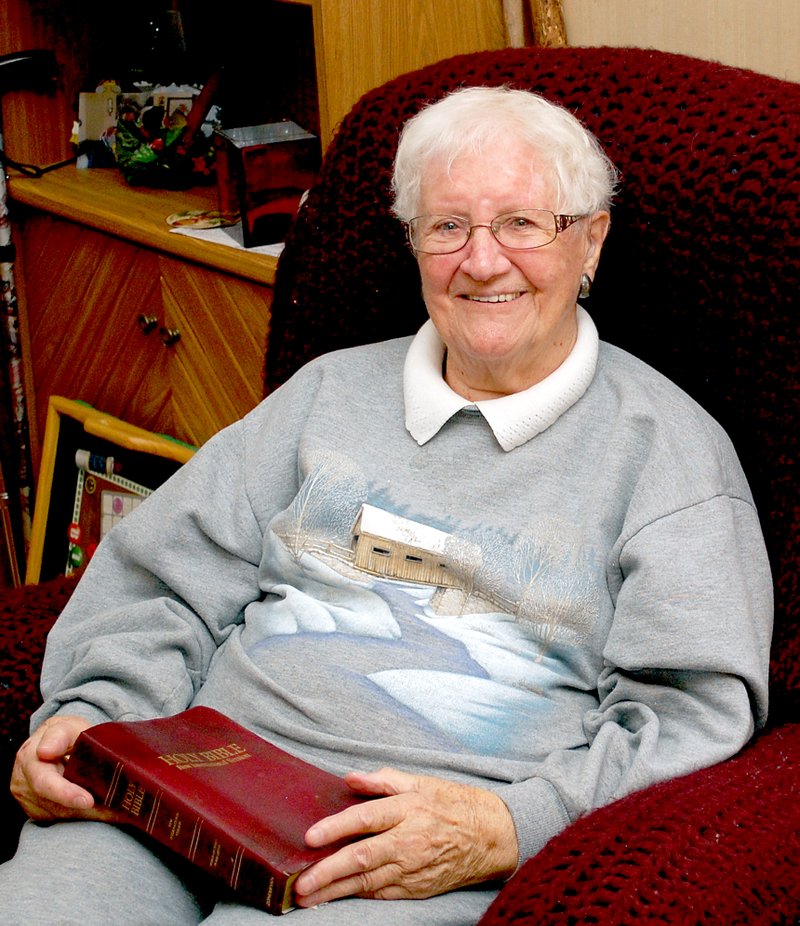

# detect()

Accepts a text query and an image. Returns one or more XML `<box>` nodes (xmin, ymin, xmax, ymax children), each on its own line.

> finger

<box><xmin>15</xmin><ymin>780</ymin><xmax>108</xmax><ymax>822</ymax></box>
<box><xmin>12</xmin><ymin>760</ymin><xmax>95</xmax><ymax>818</ymax></box>
<box><xmin>344</xmin><ymin>766</ymin><xmax>422</xmax><ymax>797</ymax></box>
<box><xmin>305</xmin><ymin>789</ymin><xmax>407</xmax><ymax>849</ymax></box>
<box><xmin>294</xmin><ymin>837</ymin><xmax>403</xmax><ymax>906</ymax></box>
<box><xmin>295</xmin><ymin>865</ymin><xmax>406</xmax><ymax>908</ymax></box>
<box><xmin>36</xmin><ymin>726</ymin><xmax>76</xmax><ymax>761</ymax></box>
<box><xmin>32</xmin><ymin>766</ymin><xmax>95</xmax><ymax>810</ymax></box>
<box><xmin>35</xmin><ymin>716</ymin><xmax>90</xmax><ymax>761</ymax></box>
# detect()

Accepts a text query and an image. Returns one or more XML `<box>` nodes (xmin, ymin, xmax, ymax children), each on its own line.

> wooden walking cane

<box><xmin>0</xmin><ymin>128</ymin><xmax>34</xmax><ymax>583</ymax></box>
<box><xmin>503</xmin><ymin>1</ymin><xmax>568</xmax><ymax>49</ymax></box>
<box><xmin>529</xmin><ymin>0</ymin><xmax>567</xmax><ymax>47</ymax></box>
<box><xmin>0</xmin><ymin>49</ymin><xmax>58</xmax><ymax>583</ymax></box>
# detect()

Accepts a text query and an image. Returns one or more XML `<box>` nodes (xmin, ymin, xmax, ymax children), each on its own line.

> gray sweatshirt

<box><xmin>35</xmin><ymin>311</ymin><xmax>773</xmax><ymax>864</ymax></box>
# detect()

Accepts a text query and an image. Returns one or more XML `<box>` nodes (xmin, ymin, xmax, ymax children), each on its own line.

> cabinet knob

<box><xmin>159</xmin><ymin>326</ymin><xmax>181</xmax><ymax>347</ymax></box>
<box><xmin>137</xmin><ymin>314</ymin><xmax>158</xmax><ymax>334</ymax></box>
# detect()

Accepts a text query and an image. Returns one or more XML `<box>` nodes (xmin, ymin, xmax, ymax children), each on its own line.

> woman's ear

<box><xmin>582</xmin><ymin>211</ymin><xmax>611</xmax><ymax>279</ymax></box>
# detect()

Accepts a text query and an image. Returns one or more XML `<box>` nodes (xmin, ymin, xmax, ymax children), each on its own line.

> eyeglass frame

<box><xmin>404</xmin><ymin>209</ymin><xmax>587</xmax><ymax>255</ymax></box>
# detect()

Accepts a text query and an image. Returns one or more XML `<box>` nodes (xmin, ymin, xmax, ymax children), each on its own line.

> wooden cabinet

<box><xmin>11</xmin><ymin>168</ymin><xmax>276</xmax><ymax>473</ymax></box>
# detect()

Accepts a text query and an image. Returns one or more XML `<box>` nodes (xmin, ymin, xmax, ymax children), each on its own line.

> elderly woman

<box><xmin>2</xmin><ymin>87</ymin><xmax>771</xmax><ymax>925</ymax></box>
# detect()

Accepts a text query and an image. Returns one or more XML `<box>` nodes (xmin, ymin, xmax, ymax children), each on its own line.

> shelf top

<box><xmin>8</xmin><ymin>165</ymin><xmax>278</xmax><ymax>287</ymax></box>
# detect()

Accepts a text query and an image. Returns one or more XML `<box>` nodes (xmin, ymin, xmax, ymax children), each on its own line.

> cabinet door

<box><xmin>19</xmin><ymin>213</ymin><xmax>171</xmax><ymax>450</ymax></box>
<box><xmin>19</xmin><ymin>211</ymin><xmax>271</xmax><ymax>460</ymax></box>
<box><xmin>159</xmin><ymin>256</ymin><xmax>271</xmax><ymax>448</ymax></box>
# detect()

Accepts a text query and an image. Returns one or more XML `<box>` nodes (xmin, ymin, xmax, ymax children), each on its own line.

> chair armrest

<box><xmin>479</xmin><ymin>722</ymin><xmax>800</xmax><ymax>925</ymax></box>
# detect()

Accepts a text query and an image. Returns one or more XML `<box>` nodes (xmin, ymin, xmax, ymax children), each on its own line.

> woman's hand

<box><xmin>10</xmin><ymin>715</ymin><xmax>109</xmax><ymax>822</ymax></box>
<box><xmin>293</xmin><ymin>767</ymin><xmax>519</xmax><ymax>907</ymax></box>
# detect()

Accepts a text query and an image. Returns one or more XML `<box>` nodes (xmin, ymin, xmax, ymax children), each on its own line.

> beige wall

<box><xmin>562</xmin><ymin>0</ymin><xmax>799</xmax><ymax>82</ymax></box>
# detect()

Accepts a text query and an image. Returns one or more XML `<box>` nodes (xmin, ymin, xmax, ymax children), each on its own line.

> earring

<box><xmin>579</xmin><ymin>273</ymin><xmax>592</xmax><ymax>299</ymax></box>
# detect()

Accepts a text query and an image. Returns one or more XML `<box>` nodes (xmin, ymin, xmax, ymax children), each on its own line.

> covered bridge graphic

<box><xmin>352</xmin><ymin>504</ymin><xmax>477</xmax><ymax>588</ymax></box>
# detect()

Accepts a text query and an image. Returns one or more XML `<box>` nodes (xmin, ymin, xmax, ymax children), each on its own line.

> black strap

<box><xmin>1</xmin><ymin>152</ymin><xmax>77</xmax><ymax>178</ymax></box>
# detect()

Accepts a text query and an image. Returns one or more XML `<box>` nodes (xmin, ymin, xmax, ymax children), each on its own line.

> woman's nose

<box><xmin>458</xmin><ymin>225</ymin><xmax>512</xmax><ymax>279</ymax></box>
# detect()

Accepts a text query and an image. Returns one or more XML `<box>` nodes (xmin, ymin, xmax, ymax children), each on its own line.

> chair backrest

<box><xmin>268</xmin><ymin>46</ymin><xmax>800</xmax><ymax>718</ymax></box>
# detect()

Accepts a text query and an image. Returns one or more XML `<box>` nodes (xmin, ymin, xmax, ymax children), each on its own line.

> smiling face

<box><xmin>416</xmin><ymin>134</ymin><xmax>610</xmax><ymax>400</ymax></box>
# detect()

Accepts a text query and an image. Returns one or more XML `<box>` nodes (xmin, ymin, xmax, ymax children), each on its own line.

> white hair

<box><xmin>391</xmin><ymin>86</ymin><xmax>619</xmax><ymax>221</ymax></box>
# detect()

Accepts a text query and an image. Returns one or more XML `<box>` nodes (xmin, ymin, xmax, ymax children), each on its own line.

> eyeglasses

<box><xmin>406</xmin><ymin>209</ymin><xmax>586</xmax><ymax>255</ymax></box>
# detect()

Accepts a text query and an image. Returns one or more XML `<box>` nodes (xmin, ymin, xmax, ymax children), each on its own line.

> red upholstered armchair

<box><xmin>1</xmin><ymin>46</ymin><xmax>798</xmax><ymax>921</ymax></box>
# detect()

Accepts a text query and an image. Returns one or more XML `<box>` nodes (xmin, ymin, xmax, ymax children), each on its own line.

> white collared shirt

<box><xmin>404</xmin><ymin>306</ymin><xmax>599</xmax><ymax>451</ymax></box>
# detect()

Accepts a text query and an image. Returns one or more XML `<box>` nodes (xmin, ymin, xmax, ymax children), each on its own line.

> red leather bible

<box><xmin>64</xmin><ymin>706</ymin><xmax>366</xmax><ymax>914</ymax></box>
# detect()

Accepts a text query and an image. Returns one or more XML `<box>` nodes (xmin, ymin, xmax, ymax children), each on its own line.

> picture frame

<box><xmin>26</xmin><ymin>396</ymin><xmax>195</xmax><ymax>584</ymax></box>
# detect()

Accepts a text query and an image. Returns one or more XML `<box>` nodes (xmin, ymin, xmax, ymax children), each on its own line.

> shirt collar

<box><xmin>404</xmin><ymin>306</ymin><xmax>599</xmax><ymax>451</ymax></box>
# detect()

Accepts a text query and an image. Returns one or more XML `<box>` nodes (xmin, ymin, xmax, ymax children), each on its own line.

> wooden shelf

<box><xmin>304</xmin><ymin>0</ymin><xmax>508</xmax><ymax>147</ymax></box>
<box><xmin>8</xmin><ymin>166</ymin><xmax>278</xmax><ymax>287</ymax></box>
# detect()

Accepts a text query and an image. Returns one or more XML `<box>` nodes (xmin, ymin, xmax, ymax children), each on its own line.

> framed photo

<box><xmin>166</xmin><ymin>95</ymin><xmax>194</xmax><ymax>124</ymax></box>
<box><xmin>26</xmin><ymin>397</ymin><xmax>195</xmax><ymax>584</ymax></box>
